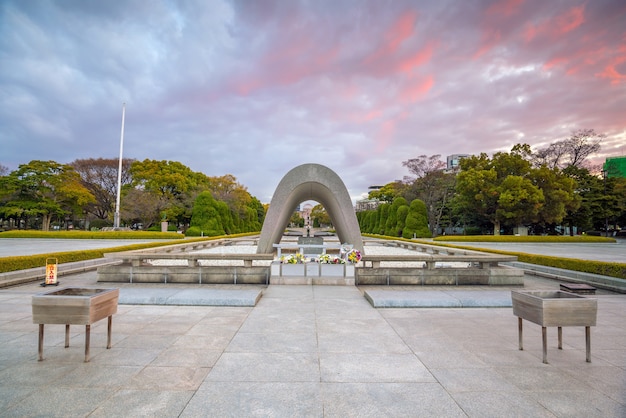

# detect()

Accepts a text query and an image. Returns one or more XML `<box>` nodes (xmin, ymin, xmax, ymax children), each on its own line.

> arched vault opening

<box><xmin>257</xmin><ymin>164</ymin><xmax>364</xmax><ymax>254</ymax></box>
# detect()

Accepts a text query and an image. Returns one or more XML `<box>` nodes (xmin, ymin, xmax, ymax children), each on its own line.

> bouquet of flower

<box><xmin>317</xmin><ymin>254</ymin><xmax>345</xmax><ymax>264</ymax></box>
<box><xmin>317</xmin><ymin>254</ymin><xmax>332</xmax><ymax>264</ymax></box>
<box><xmin>280</xmin><ymin>253</ymin><xmax>306</xmax><ymax>264</ymax></box>
<box><xmin>346</xmin><ymin>249</ymin><xmax>362</xmax><ymax>264</ymax></box>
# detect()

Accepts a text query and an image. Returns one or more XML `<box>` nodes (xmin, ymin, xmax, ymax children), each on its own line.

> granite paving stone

<box><xmin>0</xmin><ymin>239</ymin><xmax>625</xmax><ymax>416</ymax></box>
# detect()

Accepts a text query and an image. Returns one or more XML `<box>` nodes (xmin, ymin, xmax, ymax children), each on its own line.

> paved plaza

<box><xmin>0</xmin><ymin>240</ymin><xmax>625</xmax><ymax>416</ymax></box>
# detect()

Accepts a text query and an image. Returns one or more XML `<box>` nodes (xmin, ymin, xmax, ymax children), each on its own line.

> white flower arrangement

<box><xmin>317</xmin><ymin>253</ymin><xmax>345</xmax><ymax>264</ymax></box>
<box><xmin>280</xmin><ymin>253</ymin><xmax>306</xmax><ymax>264</ymax></box>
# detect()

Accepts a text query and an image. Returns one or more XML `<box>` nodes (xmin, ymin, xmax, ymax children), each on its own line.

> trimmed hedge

<box><xmin>0</xmin><ymin>230</ymin><xmax>184</xmax><ymax>239</ymax></box>
<box><xmin>444</xmin><ymin>244</ymin><xmax>626</xmax><ymax>281</ymax></box>
<box><xmin>0</xmin><ymin>232</ymin><xmax>259</xmax><ymax>273</ymax></box>
<box><xmin>363</xmin><ymin>234</ymin><xmax>626</xmax><ymax>281</ymax></box>
<box><xmin>433</xmin><ymin>235</ymin><xmax>615</xmax><ymax>243</ymax></box>
<box><xmin>0</xmin><ymin>243</ymin><xmax>169</xmax><ymax>273</ymax></box>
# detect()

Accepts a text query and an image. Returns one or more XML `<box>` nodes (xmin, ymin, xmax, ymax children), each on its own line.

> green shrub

<box><xmin>0</xmin><ymin>242</ymin><xmax>177</xmax><ymax>273</ymax></box>
<box><xmin>463</xmin><ymin>226</ymin><xmax>482</xmax><ymax>235</ymax></box>
<box><xmin>362</xmin><ymin>234</ymin><xmax>626</xmax><ymax>281</ymax></box>
<box><xmin>185</xmin><ymin>226</ymin><xmax>202</xmax><ymax>237</ymax></box>
<box><xmin>0</xmin><ymin>230</ymin><xmax>184</xmax><ymax>239</ymax></box>
<box><xmin>0</xmin><ymin>233</ymin><xmax>259</xmax><ymax>273</ymax></box>
<box><xmin>455</xmin><ymin>246</ymin><xmax>626</xmax><ymax>280</ymax></box>
<box><xmin>403</xmin><ymin>199</ymin><xmax>431</xmax><ymax>239</ymax></box>
<box><xmin>89</xmin><ymin>219</ymin><xmax>112</xmax><ymax>229</ymax></box>
<box><xmin>433</xmin><ymin>235</ymin><xmax>615</xmax><ymax>243</ymax></box>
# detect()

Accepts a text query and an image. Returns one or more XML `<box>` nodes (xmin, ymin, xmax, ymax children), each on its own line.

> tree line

<box><xmin>0</xmin><ymin>158</ymin><xmax>265</xmax><ymax>236</ymax></box>
<box><xmin>1</xmin><ymin>128</ymin><xmax>623</xmax><ymax>237</ymax></box>
<box><xmin>359</xmin><ymin>129</ymin><xmax>626</xmax><ymax>236</ymax></box>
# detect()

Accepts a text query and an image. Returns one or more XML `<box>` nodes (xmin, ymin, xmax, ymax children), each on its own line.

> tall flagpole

<box><xmin>114</xmin><ymin>103</ymin><xmax>125</xmax><ymax>229</ymax></box>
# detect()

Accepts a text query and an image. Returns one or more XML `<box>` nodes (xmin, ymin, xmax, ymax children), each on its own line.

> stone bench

<box><xmin>103</xmin><ymin>252</ymin><xmax>274</xmax><ymax>268</ymax></box>
<box><xmin>360</xmin><ymin>254</ymin><xmax>517</xmax><ymax>269</ymax></box>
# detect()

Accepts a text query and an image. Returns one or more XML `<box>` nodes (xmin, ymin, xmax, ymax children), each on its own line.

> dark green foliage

<box><xmin>389</xmin><ymin>197</ymin><xmax>408</xmax><ymax>236</ymax></box>
<box><xmin>0</xmin><ymin>230</ymin><xmax>183</xmax><ymax>239</ymax></box>
<box><xmin>377</xmin><ymin>204</ymin><xmax>390</xmax><ymax>234</ymax></box>
<box><xmin>403</xmin><ymin>199</ymin><xmax>431</xmax><ymax>238</ymax></box>
<box><xmin>396</xmin><ymin>204</ymin><xmax>409</xmax><ymax>237</ymax></box>
<box><xmin>189</xmin><ymin>191</ymin><xmax>227</xmax><ymax>236</ymax></box>
<box><xmin>358</xmin><ymin>198</ymin><xmax>430</xmax><ymax>238</ymax></box>
<box><xmin>187</xmin><ymin>190</ymin><xmax>264</xmax><ymax>236</ymax></box>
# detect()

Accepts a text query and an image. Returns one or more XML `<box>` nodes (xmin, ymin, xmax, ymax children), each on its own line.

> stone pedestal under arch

<box><xmin>256</xmin><ymin>163</ymin><xmax>363</xmax><ymax>254</ymax></box>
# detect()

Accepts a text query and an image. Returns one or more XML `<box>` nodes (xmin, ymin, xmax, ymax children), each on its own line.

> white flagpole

<box><xmin>114</xmin><ymin>103</ymin><xmax>125</xmax><ymax>229</ymax></box>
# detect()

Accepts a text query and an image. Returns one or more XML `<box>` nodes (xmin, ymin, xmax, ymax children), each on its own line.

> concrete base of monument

<box><xmin>270</xmin><ymin>276</ymin><xmax>356</xmax><ymax>286</ymax></box>
<box><xmin>270</xmin><ymin>261</ymin><xmax>356</xmax><ymax>285</ymax></box>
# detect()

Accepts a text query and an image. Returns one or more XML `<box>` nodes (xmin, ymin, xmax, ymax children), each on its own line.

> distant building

<box><xmin>446</xmin><ymin>154</ymin><xmax>469</xmax><ymax>170</ymax></box>
<box><xmin>298</xmin><ymin>203</ymin><xmax>313</xmax><ymax>223</ymax></box>
<box><xmin>355</xmin><ymin>185</ymin><xmax>384</xmax><ymax>212</ymax></box>
<box><xmin>603</xmin><ymin>156</ymin><xmax>626</xmax><ymax>178</ymax></box>
<box><xmin>355</xmin><ymin>198</ymin><xmax>380</xmax><ymax>212</ymax></box>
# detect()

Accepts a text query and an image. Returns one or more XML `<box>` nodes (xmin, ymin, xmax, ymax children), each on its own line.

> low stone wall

<box><xmin>355</xmin><ymin>265</ymin><xmax>524</xmax><ymax>286</ymax></box>
<box><xmin>96</xmin><ymin>238</ymin><xmax>525</xmax><ymax>286</ymax></box>
<box><xmin>97</xmin><ymin>264</ymin><xmax>270</xmax><ymax>285</ymax></box>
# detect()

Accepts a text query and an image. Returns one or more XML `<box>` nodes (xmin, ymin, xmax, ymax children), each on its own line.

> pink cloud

<box><xmin>486</xmin><ymin>0</ymin><xmax>524</xmax><ymax>17</ymax></box>
<box><xmin>596</xmin><ymin>52</ymin><xmax>626</xmax><ymax>85</ymax></box>
<box><xmin>554</xmin><ymin>5</ymin><xmax>585</xmax><ymax>35</ymax></box>
<box><xmin>474</xmin><ymin>0</ymin><xmax>525</xmax><ymax>58</ymax></box>
<box><xmin>543</xmin><ymin>57</ymin><xmax>568</xmax><ymax>70</ymax></box>
<box><xmin>387</xmin><ymin>11</ymin><xmax>419</xmax><ymax>51</ymax></box>
<box><xmin>397</xmin><ymin>43</ymin><xmax>435</xmax><ymax>75</ymax></box>
<box><xmin>473</xmin><ymin>28</ymin><xmax>501</xmax><ymax>59</ymax></box>
<box><xmin>371</xmin><ymin>110</ymin><xmax>412</xmax><ymax>153</ymax></box>
<box><xmin>363</xmin><ymin>109</ymin><xmax>383</xmax><ymax>122</ymax></box>
<box><xmin>525</xmin><ymin>5</ymin><xmax>586</xmax><ymax>43</ymax></box>
<box><xmin>233</xmin><ymin>78</ymin><xmax>263</xmax><ymax>96</ymax></box>
<box><xmin>374</xmin><ymin>119</ymin><xmax>397</xmax><ymax>153</ymax></box>
<box><xmin>399</xmin><ymin>75</ymin><xmax>434</xmax><ymax>103</ymax></box>
<box><xmin>523</xmin><ymin>23</ymin><xmax>538</xmax><ymax>43</ymax></box>
<box><xmin>364</xmin><ymin>11</ymin><xmax>418</xmax><ymax>65</ymax></box>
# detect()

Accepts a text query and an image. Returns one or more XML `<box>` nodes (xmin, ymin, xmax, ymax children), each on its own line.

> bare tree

<box><xmin>70</xmin><ymin>158</ymin><xmax>135</xmax><ymax>220</ymax></box>
<box><xmin>402</xmin><ymin>155</ymin><xmax>454</xmax><ymax>236</ymax></box>
<box><xmin>402</xmin><ymin>154</ymin><xmax>446</xmax><ymax>179</ymax></box>
<box><xmin>533</xmin><ymin>128</ymin><xmax>604</xmax><ymax>169</ymax></box>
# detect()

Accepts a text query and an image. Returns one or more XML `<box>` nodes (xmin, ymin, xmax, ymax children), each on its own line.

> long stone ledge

<box><xmin>355</xmin><ymin>265</ymin><xmax>524</xmax><ymax>286</ymax></box>
<box><xmin>361</xmin><ymin>254</ymin><xmax>517</xmax><ymax>269</ymax></box>
<box><xmin>364</xmin><ymin>289</ymin><xmax>514</xmax><ymax>308</ymax></box>
<box><xmin>118</xmin><ymin>287</ymin><xmax>263</xmax><ymax>306</ymax></box>
<box><xmin>103</xmin><ymin>252</ymin><xmax>274</xmax><ymax>267</ymax></box>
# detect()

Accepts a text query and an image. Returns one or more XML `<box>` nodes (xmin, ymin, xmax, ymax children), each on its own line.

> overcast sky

<box><xmin>1</xmin><ymin>0</ymin><xmax>625</xmax><ymax>204</ymax></box>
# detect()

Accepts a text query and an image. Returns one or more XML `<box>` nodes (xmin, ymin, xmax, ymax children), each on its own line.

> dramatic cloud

<box><xmin>1</xmin><ymin>0</ymin><xmax>625</xmax><ymax>203</ymax></box>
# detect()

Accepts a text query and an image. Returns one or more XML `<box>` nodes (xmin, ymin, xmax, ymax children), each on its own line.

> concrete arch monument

<box><xmin>257</xmin><ymin>163</ymin><xmax>364</xmax><ymax>254</ymax></box>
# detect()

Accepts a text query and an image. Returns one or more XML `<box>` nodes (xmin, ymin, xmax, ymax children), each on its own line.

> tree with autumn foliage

<box><xmin>206</xmin><ymin>174</ymin><xmax>264</xmax><ymax>232</ymax></box>
<box><xmin>311</xmin><ymin>204</ymin><xmax>331</xmax><ymax>227</ymax></box>
<box><xmin>126</xmin><ymin>159</ymin><xmax>209</xmax><ymax>228</ymax></box>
